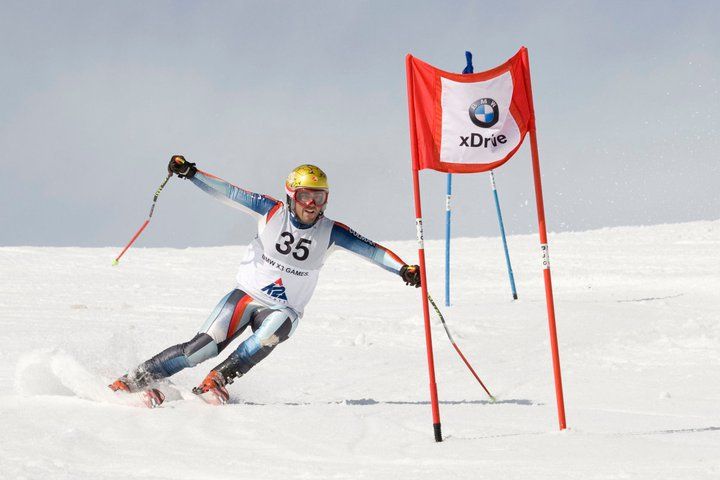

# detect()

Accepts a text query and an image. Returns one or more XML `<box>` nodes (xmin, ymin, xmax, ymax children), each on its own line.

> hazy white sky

<box><xmin>1</xmin><ymin>1</ymin><xmax>718</xmax><ymax>247</ymax></box>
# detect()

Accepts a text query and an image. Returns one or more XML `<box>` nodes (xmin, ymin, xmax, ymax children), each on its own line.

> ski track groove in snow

<box><xmin>0</xmin><ymin>220</ymin><xmax>719</xmax><ymax>479</ymax></box>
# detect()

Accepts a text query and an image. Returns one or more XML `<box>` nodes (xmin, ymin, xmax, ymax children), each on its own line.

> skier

<box><xmin>110</xmin><ymin>156</ymin><xmax>421</xmax><ymax>405</ymax></box>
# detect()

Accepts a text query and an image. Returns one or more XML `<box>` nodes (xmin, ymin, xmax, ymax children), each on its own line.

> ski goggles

<box><xmin>293</xmin><ymin>188</ymin><xmax>329</xmax><ymax>208</ymax></box>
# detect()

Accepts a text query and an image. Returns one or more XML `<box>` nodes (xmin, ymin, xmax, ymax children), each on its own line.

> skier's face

<box><xmin>292</xmin><ymin>188</ymin><xmax>327</xmax><ymax>224</ymax></box>
<box><xmin>294</xmin><ymin>200</ymin><xmax>321</xmax><ymax>224</ymax></box>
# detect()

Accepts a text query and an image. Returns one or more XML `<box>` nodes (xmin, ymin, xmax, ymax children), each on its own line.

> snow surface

<box><xmin>1</xmin><ymin>220</ymin><xmax>719</xmax><ymax>479</ymax></box>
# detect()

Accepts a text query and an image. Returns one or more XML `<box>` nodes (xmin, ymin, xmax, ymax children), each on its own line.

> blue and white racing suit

<box><xmin>128</xmin><ymin>170</ymin><xmax>408</xmax><ymax>387</ymax></box>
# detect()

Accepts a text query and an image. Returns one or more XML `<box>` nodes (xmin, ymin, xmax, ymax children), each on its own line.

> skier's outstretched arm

<box><xmin>169</xmin><ymin>155</ymin><xmax>280</xmax><ymax>217</ymax></box>
<box><xmin>329</xmin><ymin>222</ymin><xmax>421</xmax><ymax>287</ymax></box>
<box><xmin>191</xmin><ymin>170</ymin><xmax>280</xmax><ymax>217</ymax></box>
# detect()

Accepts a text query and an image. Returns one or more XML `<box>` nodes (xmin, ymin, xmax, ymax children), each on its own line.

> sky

<box><xmin>1</xmin><ymin>1</ymin><xmax>718</xmax><ymax>247</ymax></box>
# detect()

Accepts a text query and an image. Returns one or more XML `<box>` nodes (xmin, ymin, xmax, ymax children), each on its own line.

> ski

<box><xmin>139</xmin><ymin>388</ymin><xmax>166</xmax><ymax>408</ymax></box>
<box><xmin>109</xmin><ymin>379</ymin><xmax>166</xmax><ymax>408</ymax></box>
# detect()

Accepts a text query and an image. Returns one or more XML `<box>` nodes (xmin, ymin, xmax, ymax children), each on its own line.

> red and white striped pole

<box><xmin>522</xmin><ymin>48</ymin><xmax>567</xmax><ymax>430</ymax></box>
<box><xmin>406</xmin><ymin>55</ymin><xmax>443</xmax><ymax>442</ymax></box>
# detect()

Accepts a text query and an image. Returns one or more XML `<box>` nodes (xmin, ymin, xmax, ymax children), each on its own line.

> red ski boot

<box><xmin>192</xmin><ymin>370</ymin><xmax>230</xmax><ymax>405</ymax></box>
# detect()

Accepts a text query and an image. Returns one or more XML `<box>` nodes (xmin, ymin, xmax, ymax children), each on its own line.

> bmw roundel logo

<box><xmin>469</xmin><ymin>98</ymin><xmax>499</xmax><ymax>128</ymax></box>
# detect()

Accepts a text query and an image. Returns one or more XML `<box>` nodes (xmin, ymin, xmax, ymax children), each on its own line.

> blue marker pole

<box><xmin>490</xmin><ymin>170</ymin><xmax>518</xmax><ymax>300</ymax></box>
<box><xmin>444</xmin><ymin>173</ymin><xmax>452</xmax><ymax>306</ymax></box>
<box><xmin>444</xmin><ymin>51</ymin><xmax>476</xmax><ymax>307</ymax></box>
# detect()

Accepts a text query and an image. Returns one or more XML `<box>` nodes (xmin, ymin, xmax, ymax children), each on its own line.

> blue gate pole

<box><xmin>490</xmin><ymin>170</ymin><xmax>518</xmax><ymax>300</ymax></box>
<box><xmin>444</xmin><ymin>173</ymin><xmax>452</xmax><ymax>306</ymax></box>
<box><xmin>443</xmin><ymin>50</ymin><xmax>475</xmax><ymax>307</ymax></box>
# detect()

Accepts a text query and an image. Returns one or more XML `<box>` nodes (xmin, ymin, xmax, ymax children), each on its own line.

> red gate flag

<box><xmin>406</xmin><ymin>47</ymin><xmax>534</xmax><ymax>174</ymax></box>
<box><xmin>405</xmin><ymin>47</ymin><xmax>567</xmax><ymax>435</ymax></box>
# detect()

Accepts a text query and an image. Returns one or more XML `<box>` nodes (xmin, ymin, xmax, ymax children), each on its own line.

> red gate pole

<box><xmin>529</xmin><ymin>129</ymin><xmax>567</xmax><ymax>430</ymax></box>
<box><xmin>406</xmin><ymin>56</ymin><xmax>443</xmax><ymax>442</ymax></box>
<box><xmin>411</xmin><ymin>169</ymin><xmax>443</xmax><ymax>442</ymax></box>
<box><xmin>523</xmin><ymin>49</ymin><xmax>567</xmax><ymax>430</ymax></box>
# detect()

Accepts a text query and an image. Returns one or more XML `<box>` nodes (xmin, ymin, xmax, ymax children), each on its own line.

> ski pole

<box><xmin>112</xmin><ymin>172</ymin><xmax>173</xmax><ymax>265</ymax></box>
<box><xmin>427</xmin><ymin>294</ymin><xmax>495</xmax><ymax>401</ymax></box>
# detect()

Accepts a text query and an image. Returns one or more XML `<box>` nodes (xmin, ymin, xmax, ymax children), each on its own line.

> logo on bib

<box><xmin>468</xmin><ymin>98</ymin><xmax>499</xmax><ymax>128</ymax></box>
<box><xmin>261</xmin><ymin>278</ymin><xmax>288</xmax><ymax>301</ymax></box>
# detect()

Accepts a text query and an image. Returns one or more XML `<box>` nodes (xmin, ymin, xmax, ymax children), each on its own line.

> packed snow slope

<box><xmin>1</xmin><ymin>220</ymin><xmax>719</xmax><ymax>479</ymax></box>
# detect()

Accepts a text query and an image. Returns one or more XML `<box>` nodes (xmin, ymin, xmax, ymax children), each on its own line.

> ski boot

<box><xmin>109</xmin><ymin>375</ymin><xmax>165</xmax><ymax>409</ymax></box>
<box><xmin>192</xmin><ymin>370</ymin><xmax>230</xmax><ymax>405</ymax></box>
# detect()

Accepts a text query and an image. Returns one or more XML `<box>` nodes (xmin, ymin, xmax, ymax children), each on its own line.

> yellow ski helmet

<box><xmin>285</xmin><ymin>164</ymin><xmax>329</xmax><ymax>193</ymax></box>
<box><xmin>285</xmin><ymin>164</ymin><xmax>329</xmax><ymax>213</ymax></box>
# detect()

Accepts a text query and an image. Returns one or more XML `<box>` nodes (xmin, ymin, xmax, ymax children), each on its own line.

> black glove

<box><xmin>400</xmin><ymin>264</ymin><xmax>421</xmax><ymax>288</ymax></box>
<box><xmin>168</xmin><ymin>155</ymin><xmax>197</xmax><ymax>179</ymax></box>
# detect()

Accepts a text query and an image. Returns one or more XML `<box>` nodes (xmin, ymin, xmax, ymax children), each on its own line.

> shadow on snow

<box><xmin>235</xmin><ymin>398</ymin><xmax>537</xmax><ymax>406</ymax></box>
